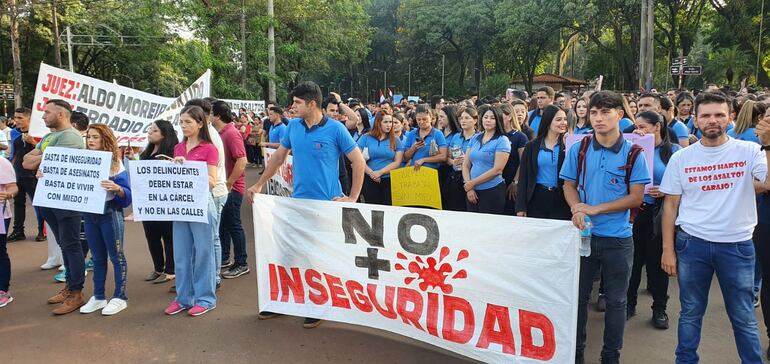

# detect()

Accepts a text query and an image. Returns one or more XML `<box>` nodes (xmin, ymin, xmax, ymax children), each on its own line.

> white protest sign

<box><xmin>254</xmin><ymin>195</ymin><xmax>580</xmax><ymax>363</ymax></box>
<box><xmin>221</xmin><ymin>99</ymin><xmax>266</xmax><ymax>115</ymax></box>
<box><xmin>128</xmin><ymin>160</ymin><xmax>210</xmax><ymax>223</ymax></box>
<box><xmin>33</xmin><ymin>147</ymin><xmax>112</xmax><ymax>214</ymax></box>
<box><xmin>30</xmin><ymin>63</ymin><xmax>211</xmax><ymax>146</ymax></box>
<box><xmin>566</xmin><ymin>133</ymin><xmax>655</xmax><ymax>190</ymax></box>
<box><xmin>262</xmin><ymin>148</ymin><xmax>293</xmax><ymax>196</ymax></box>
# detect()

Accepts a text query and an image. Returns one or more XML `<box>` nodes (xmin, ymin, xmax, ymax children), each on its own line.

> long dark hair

<box><xmin>637</xmin><ymin>111</ymin><xmax>674</xmax><ymax>164</ymax></box>
<box><xmin>179</xmin><ymin>105</ymin><xmax>213</xmax><ymax>143</ymax></box>
<box><xmin>475</xmin><ymin>106</ymin><xmax>506</xmax><ymax>141</ymax></box>
<box><xmin>140</xmin><ymin>119</ymin><xmax>179</xmax><ymax>160</ymax></box>
<box><xmin>441</xmin><ymin>105</ymin><xmax>461</xmax><ymax>135</ymax></box>
<box><xmin>356</xmin><ymin>108</ymin><xmax>371</xmax><ymax>131</ymax></box>
<box><xmin>536</xmin><ymin>105</ymin><xmax>566</xmax><ymax>140</ymax></box>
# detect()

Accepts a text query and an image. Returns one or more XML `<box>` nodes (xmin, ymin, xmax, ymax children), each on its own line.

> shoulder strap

<box><xmin>576</xmin><ymin>136</ymin><xmax>593</xmax><ymax>197</ymax></box>
<box><xmin>621</xmin><ymin>144</ymin><xmax>644</xmax><ymax>194</ymax></box>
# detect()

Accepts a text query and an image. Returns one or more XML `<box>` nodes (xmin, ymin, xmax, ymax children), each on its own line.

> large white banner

<box><xmin>253</xmin><ymin>195</ymin><xmax>579</xmax><ymax>363</ymax></box>
<box><xmin>33</xmin><ymin>147</ymin><xmax>112</xmax><ymax>214</ymax></box>
<box><xmin>30</xmin><ymin>63</ymin><xmax>211</xmax><ymax>146</ymax></box>
<box><xmin>128</xmin><ymin>160</ymin><xmax>210</xmax><ymax>223</ymax></box>
<box><xmin>263</xmin><ymin>148</ymin><xmax>293</xmax><ymax>196</ymax></box>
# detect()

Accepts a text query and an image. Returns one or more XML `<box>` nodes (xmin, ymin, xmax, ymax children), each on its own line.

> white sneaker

<box><xmin>80</xmin><ymin>296</ymin><xmax>107</xmax><ymax>314</ymax></box>
<box><xmin>40</xmin><ymin>262</ymin><xmax>61</xmax><ymax>270</ymax></box>
<box><xmin>102</xmin><ymin>298</ymin><xmax>127</xmax><ymax>316</ymax></box>
<box><xmin>58</xmin><ymin>265</ymin><xmax>65</xmax><ymax>271</ymax></box>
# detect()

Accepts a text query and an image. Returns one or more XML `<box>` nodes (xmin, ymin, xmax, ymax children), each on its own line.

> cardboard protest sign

<box><xmin>253</xmin><ymin>195</ymin><xmax>580</xmax><ymax>363</ymax></box>
<box><xmin>262</xmin><ymin>148</ymin><xmax>293</xmax><ymax>197</ymax></box>
<box><xmin>390</xmin><ymin>167</ymin><xmax>442</xmax><ymax>209</ymax></box>
<box><xmin>566</xmin><ymin>133</ymin><xmax>655</xmax><ymax>191</ymax></box>
<box><xmin>128</xmin><ymin>160</ymin><xmax>210</xmax><ymax>223</ymax></box>
<box><xmin>30</xmin><ymin>63</ymin><xmax>210</xmax><ymax>146</ymax></box>
<box><xmin>33</xmin><ymin>147</ymin><xmax>112</xmax><ymax>214</ymax></box>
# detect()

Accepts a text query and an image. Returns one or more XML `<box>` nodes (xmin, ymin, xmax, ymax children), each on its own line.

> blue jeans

<box><xmin>211</xmin><ymin>194</ymin><xmax>226</xmax><ymax>284</ymax></box>
<box><xmin>220</xmin><ymin>191</ymin><xmax>248</xmax><ymax>266</ymax></box>
<box><xmin>84</xmin><ymin>207</ymin><xmax>127</xmax><ymax>300</ymax></box>
<box><xmin>173</xmin><ymin>195</ymin><xmax>217</xmax><ymax>309</ymax></box>
<box><xmin>675</xmin><ymin>229</ymin><xmax>762</xmax><ymax>364</ymax></box>
<box><xmin>576</xmin><ymin>236</ymin><xmax>633</xmax><ymax>361</ymax></box>
<box><xmin>40</xmin><ymin>207</ymin><xmax>84</xmax><ymax>291</ymax></box>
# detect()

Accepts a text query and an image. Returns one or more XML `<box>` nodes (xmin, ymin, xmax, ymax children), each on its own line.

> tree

<box><xmin>707</xmin><ymin>45</ymin><xmax>753</xmax><ymax>85</ymax></box>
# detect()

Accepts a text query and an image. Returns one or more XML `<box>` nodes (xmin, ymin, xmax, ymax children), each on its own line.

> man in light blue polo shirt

<box><xmin>528</xmin><ymin>86</ymin><xmax>555</xmax><ymax>135</ymax></box>
<box><xmin>560</xmin><ymin>91</ymin><xmax>650</xmax><ymax>364</ymax></box>
<box><xmin>261</xmin><ymin>106</ymin><xmax>287</xmax><ymax>149</ymax></box>
<box><xmin>246</xmin><ymin>81</ymin><xmax>365</xmax><ymax>328</ymax></box>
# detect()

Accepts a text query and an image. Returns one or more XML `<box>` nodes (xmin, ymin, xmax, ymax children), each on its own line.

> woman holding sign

<box><xmin>358</xmin><ymin>112</ymin><xmax>404</xmax><ymax>205</ymax></box>
<box><xmin>461</xmin><ymin>106</ymin><xmax>511</xmax><ymax>214</ymax></box>
<box><xmin>78</xmin><ymin>124</ymin><xmax>132</xmax><ymax>316</ymax></box>
<box><xmin>139</xmin><ymin>120</ymin><xmax>178</xmax><ymax>284</ymax></box>
<box><xmin>0</xmin><ymin>157</ymin><xmax>18</xmax><ymax>308</ymax></box>
<box><xmin>165</xmin><ymin>105</ymin><xmax>219</xmax><ymax>317</ymax></box>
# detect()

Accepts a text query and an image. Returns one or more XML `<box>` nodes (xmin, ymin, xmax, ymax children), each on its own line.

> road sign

<box><xmin>671</xmin><ymin>57</ymin><xmax>687</xmax><ymax>66</ymax></box>
<box><xmin>670</xmin><ymin>66</ymin><xmax>681</xmax><ymax>75</ymax></box>
<box><xmin>682</xmin><ymin>66</ymin><xmax>702</xmax><ymax>75</ymax></box>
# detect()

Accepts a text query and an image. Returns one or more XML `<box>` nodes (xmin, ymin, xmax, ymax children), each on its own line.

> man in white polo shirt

<box><xmin>660</xmin><ymin>92</ymin><xmax>770</xmax><ymax>364</ymax></box>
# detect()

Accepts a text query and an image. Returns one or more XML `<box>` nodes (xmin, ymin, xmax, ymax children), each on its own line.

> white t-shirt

<box><xmin>0</xmin><ymin>157</ymin><xmax>15</xmax><ymax>219</ymax></box>
<box><xmin>660</xmin><ymin>137</ymin><xmax>768</xmax><ymax>242</ymax></box>
<box><xmin>0</xmin><ymin>128</ymin><xmax>8</xmax><ymax>158</ymax></box>
<box><xmin>208</xmin><ymin>124</ymin><xmax>228</xmax><ymax>198</ymax></box>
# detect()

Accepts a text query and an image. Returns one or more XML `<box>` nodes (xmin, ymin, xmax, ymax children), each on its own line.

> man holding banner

<box><xmin>247</xmin><ymin>81</ymin><xmax>366</xmax><ymax>328</ymax></box>
<box><xmin>22</xmin><ymin>99</ymin><xmax>88</xmax><ymax>315</ymax></box>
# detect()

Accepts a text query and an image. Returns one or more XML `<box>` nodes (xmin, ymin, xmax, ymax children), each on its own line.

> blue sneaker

<box><xmin>85</xmin><ymin>258</ymin><xmax>94</xmax><ymax>272</ymax></box>
<box><xmin>54</xmin><ymin>270</ymin><xmax>67</xmax><ymax>283</ymax></box>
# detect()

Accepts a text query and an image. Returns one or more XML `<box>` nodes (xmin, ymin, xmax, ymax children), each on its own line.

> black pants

<box><xmin>143</xmin><ymin>220</ymin><xmax>174</xmax><ymax>275</ymax></box>
<box><xmin>362</xmin><ymin>175</ymin><xmax>392</xmax><ymax>205</ymax></box>
<box><xmin>467</xmin><ymin>182</ymin><xmax>506</xmax><ymax>214</ymax></box>
<box><xmin>527</xmin><ymin>185</ymin><xmax>571</xmax><ymax>220</ymax></box>
<box><xmin>627</xmin><ymin>202</ymin><xmax>669</xmax><ymax>311</ymax></box>
<box><xmin>503</xmin><ymin>181</ymin><xmax>516</xmax><ymax>216</ymax></box>
<box><xmin>755</xmin><ymin>222</ymin><xmax>770</xmax><ymax>339</ymax></box>
<box><xmin>12</xmin><ymin>177</ymin><xmax>43</xmax><ymax>233</ymax></box>
<box><xmin>443</xmin><ymin>171</ymin><xmax>467</xmax><ymax>212</ymax></box>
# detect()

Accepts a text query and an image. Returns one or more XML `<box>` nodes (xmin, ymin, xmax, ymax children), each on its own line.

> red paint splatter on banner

<box><xmin>396</xmin><ymin>247</ymin><xmax>469</xmax><ymax>294</ymax></box>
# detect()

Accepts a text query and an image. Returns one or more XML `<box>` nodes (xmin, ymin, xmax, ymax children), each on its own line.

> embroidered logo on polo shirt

<box><xmin>610</xmin><ymin>176</ymin><xmax>619</xmax><ymax>185</ymax></box>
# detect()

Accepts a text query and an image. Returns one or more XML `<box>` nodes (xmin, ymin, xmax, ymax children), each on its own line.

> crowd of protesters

<box><xmin>2</xmin><ymin>80</ymin><xmax>770</xmax><ymax>364</ymax></box>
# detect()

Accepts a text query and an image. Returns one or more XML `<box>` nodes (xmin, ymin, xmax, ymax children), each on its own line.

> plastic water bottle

<box><xmin>579</xmin><ymin>216</ymin><xmax>592</xmax><ymax>257</ymax></box>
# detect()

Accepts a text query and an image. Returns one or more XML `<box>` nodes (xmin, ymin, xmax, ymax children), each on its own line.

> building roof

<box><xmin>511</xmin><ymin>73</ymin><xmax>589</xmax><ymax>85</ymax></box>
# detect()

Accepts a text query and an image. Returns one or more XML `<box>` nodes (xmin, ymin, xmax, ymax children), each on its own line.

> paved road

<box><xmin>4</xmin><ymin>168</ymin><xmax>767</xmax><ymax>363</ymax></box>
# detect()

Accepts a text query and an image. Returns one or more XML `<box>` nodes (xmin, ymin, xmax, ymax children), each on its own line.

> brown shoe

<box><xmin>47</xmin><ymin>288</ymin><xmax>71</xmax><ymax>304</ymax></box>
<box><xmin>52</xmin><ymin>290</ymin><xmax>85</xmax><ymax>315</ymax></box>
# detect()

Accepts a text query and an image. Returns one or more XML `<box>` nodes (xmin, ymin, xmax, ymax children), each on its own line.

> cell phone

<box><xmin>416</xmin><ymin>137</ymin><xmax>424</xmax><ymax>143</ymax></box>
<box><xmin>155</xmin><ymin>154</ymin><xmax>173</xmax><ymax>161</ymax></box>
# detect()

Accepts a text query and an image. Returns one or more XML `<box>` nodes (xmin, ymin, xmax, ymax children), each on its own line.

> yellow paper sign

<box><xmin>390</xmin><ymin>167</ymin><xmax>442</xmax><ymax>210</ymax></box>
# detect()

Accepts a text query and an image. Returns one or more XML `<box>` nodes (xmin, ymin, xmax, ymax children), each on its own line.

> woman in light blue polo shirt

<box><xmin>403</xmin><ymin>104</ymin><xmax>448</xmax><ymax>170</ymax></box>
<box><xmin>728</xmin><ymin>100</ymin><xmax>764</xmax><ymax>144</ymax></box>
<box><xmin>461</xmin><ymin>106</ymin><xmax>511</xmax><ymax>214</ymax></box>
<box><xmin>358</xmin><ymin>112</ymin><xmax>404</xmax><ymax>205</ymax></box>
<box><xmin>627</xmin><ymin>110</ymin><xmax>681</xmax><ymax>327</ymax></box>
<box><xmin>444</xmin><ymin>107</ymin><xmax>478</xmax><ymax>211</ymax></box>
<box><xmin>570</xmin><ymin>97</ymin><xmax>592</xmax><ymax>134</ymax></box>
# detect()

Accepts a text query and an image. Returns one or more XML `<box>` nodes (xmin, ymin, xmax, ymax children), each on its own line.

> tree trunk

<box><xmin>10</xmin><ymin>0</ymin><xmax>23</xmax><ymax>108</ymax></box>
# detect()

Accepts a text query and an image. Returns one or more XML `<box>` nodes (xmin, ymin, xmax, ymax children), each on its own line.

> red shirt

<box><xmin>173</xmin><ymin>141</ymin><xmax>218</xmax><ymax>166</ymax></box>
<box><xmin>218</xmin><ymin>123</ymin><xmax>247</xmax><ymax>194</ymax></box>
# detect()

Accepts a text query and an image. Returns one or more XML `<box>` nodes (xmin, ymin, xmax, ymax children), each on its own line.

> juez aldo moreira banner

<box><xmin>253</xmin><ymin>194</ymin><xmax>580</xmax><ymax>363</ymax></box>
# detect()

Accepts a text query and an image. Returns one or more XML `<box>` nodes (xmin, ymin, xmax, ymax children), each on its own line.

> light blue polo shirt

<box><xmin>269</xmin><ymin>122</ymin><xmax>287</xmax><ymax>144</ymax></box>
<box><xmin>574</xmin><ymin>125</ymin><xmax>592</xmax><ymax>135</ymax></box>
<box><xmin>536</xmin><ymin>141</ymin><xmax>560</xmax><ymax>188</ymax></box>
<box><xmin>620</xmin><ymin>118</ymin><xmax>634</xmax><ymax>131</ymax></box>
<box><xmin>448</xmin><ymin>132</ymin><xmax>476</xmax><ymax>154</ymax></box>
<box><xmin>528</xmin><ymin>110</ymin><xmax>543</xmax><ymax>135</ymax></box>
<box><xmin>669</xmin><ymin>120</ymin><xmax>689</xmax><ymax>142</ymax></box>
<box><xmin>687</xmin><ymin>117</ymin><xmax>735</xmax><ymax>139</ymax></box>
<box><xmin>357</xmin><ymin>134</ymin><xmax>404</xmax><ymax>178</ymax></box>
<box><xmin>403</xmin><ymin>128</ymin><xmax>447</xmax><ymax>169</ymax></box>
<box><xmin>644</xmin><ymin>143</ymin><xmax>682</xmax><ymax>204</ymax></box>
<box><xmin>560</xmin><ymin>136</ymin><xmax>650</xmax><ymax>238</ymax></box>
<box><xmin>280</xmin><ymin>115</ymin><xmax>358</xmax><ymax>200</ymax></box>
<box><xmin>468</xmin><ymin>134</ymin><xmax>511</xmax><ymax>190</ymax></box>
<box><xmin>727</xmin><ymin>127</ymin><xmax>760</xmax><ymax>144</ymax></box>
